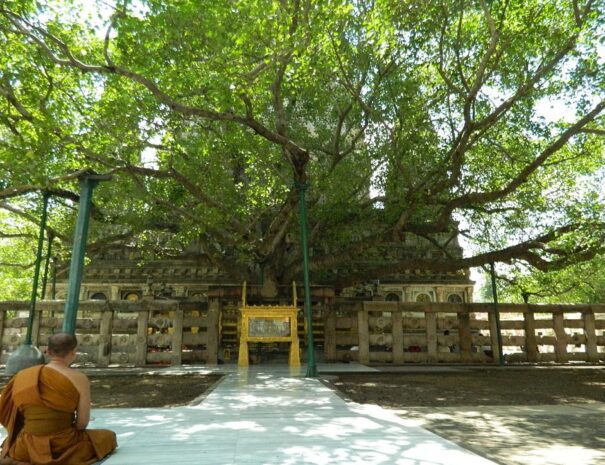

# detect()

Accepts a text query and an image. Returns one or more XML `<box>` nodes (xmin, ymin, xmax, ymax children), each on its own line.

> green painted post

<box><xmin>41</xmin><ymin>232</ymin><xmax>54</xmax><ymax>300</ymax></box>
<box><xmin>490</xmin><ymin>262</ymin><xmax>505</xmax><ymax>366</ymax></box>
<box><xmin>62</xmin><ymin>174</ymin><xmax>110</xmax><ymax>334</ymax></box>
<box><xmin>296</xmin><ymin>182</ymin><xmax>317</xmax><ymax>377</ymax></box>
<box><xmin>24</xmin><ymin>194</ymin><xmax>50</xmax><ymax>345</ymax></box>
<box><xmin>5</xmin><ymin>194</ymin><xmax>49</xmax><ymax>374</ymax></box>
<box><xmin>51</xmin><ymin>257</ymin><xmax>57</xmax><ymax>300</ymax></box>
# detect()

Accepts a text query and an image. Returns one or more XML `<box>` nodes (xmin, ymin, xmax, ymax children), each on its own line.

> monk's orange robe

<box><xmin>0</xmin><ymin>365</ymin><xmax>117</xmax><ymax>465</ymax></box>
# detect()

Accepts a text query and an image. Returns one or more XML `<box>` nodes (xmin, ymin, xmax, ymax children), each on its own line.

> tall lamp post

<box><xmin>62</xmin><ymin>172</ymin><xmax>110</xmax><ymax>334</ymax></box>
<box><xmin>5</xmin><ymin>194</ymin><xmax>50</xmax><ymax>375</ymax></box>
<box><xmin>296</xmin><ymin>181</ymin><xmax>317</xmax><ymax>377</ymax></box>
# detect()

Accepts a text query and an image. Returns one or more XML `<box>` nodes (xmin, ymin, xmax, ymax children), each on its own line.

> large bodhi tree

<box><xmin>0</xmin><ymin>0</ymin><xmax>604</xmax><ymax>292</ymax></box>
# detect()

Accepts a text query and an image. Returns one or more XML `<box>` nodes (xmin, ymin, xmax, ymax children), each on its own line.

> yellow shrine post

<box><xmin>238</xmin><ymin>282</ymin><xmax>301</xmax><ymax>367</ymax></box>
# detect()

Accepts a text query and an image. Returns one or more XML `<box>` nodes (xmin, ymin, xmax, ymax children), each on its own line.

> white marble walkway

<box><xmin>90</xmin><ymin>364</ymin><xmax>496</xmax><ymax>465</ymax></box>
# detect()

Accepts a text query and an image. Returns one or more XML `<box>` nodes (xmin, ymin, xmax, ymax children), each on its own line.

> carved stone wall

<box><xmin>51</xmin><ymin>231</ymin><xmax>473</xmax><ymax>306</ymax></box>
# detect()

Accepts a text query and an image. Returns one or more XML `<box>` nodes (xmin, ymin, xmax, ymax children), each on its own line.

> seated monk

<box><xmin>0</xmin><ymin>333</ymin><xmax>117</xmax><ymax>465</ymax></box>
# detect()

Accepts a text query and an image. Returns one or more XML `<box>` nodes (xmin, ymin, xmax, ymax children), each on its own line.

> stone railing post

<box><xmin>358</xmin><ymin>305</ymin><xmax>370</xmax><ymax>364</ymax></box>
<box><xmin>324</xmin><ymin>307</ymin><xmax>337</xmax><ymax>362</ymax></box>
<box><xmin>583</xmin><ymin>307</ymin><xmax>599</xmax><ymax>363</ymax></box>
<box><xmin>458</xmin><ymin>308</ymin><xmax>472</xmax><ymax>362</ymax></box>
<box><xmin>31</xmin><ymin>308</ymin><xmax>42</xmax><ymax>347</ymax></box>
<box><xmin>135</xmin><ymin>307</ymin><xmax>149</xmax><ymax>366</ymax></box>
<box><xmin>425</xmin><ymin>306</ymin><xmax>437</xmax><ymax>363</ymax></box>
<box><xmin>391</xmin><ymin>307</ymin><xmax>404</xmax><ymax>364</ymax></box>
<box><xmin>488</xmin><ymin>309</ymin><xmax>500</xmax><ymax>364</ymax></box>
<box><xmin>98</xmin><ymin>304</ymin><xmax>114</xmax><ymax>367</ymax></box>
<box><xmin>523</xmin><ymin>308</ymin><xmax>538</xmax><ymax>362</ymax></box>
<box><xmin>171</xmin><ymin>306</ymin><xmax>184</xmax><ymax>365</ymax></box>
<box><xmin>553</xmin><ymin>309</ymin><xmax>568</xmax><ymax>363</ymax></box>
<box><xmin>206</xmin><ymin>301</ymin><xmax>219</xmax><ymax>364</ymax></box>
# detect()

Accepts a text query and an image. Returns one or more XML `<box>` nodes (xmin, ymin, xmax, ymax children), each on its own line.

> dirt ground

<box><xmin>0</xmin><ymin>371</ymin><xmax>223</xmax><ymax>408</ymax></box>
<box><xmin>1</xmin><ymin>366</ymin><xmax>602</xmax><ymax>408</ymax></box>
<box><xmin>327</xmin><ymin>367</ymin><xmax>605</xmax><ymax>465</ymax></box>
<box><xmin>327</xmin><ymin>367</ymin><xmax>605</xmax><ymax>407</ymax></box>
<box><xmin>88</xmin><ymin>372</ymin><xmax>223</xmax><ymax>408</ymax></box>
<box><xmin>86</xmin><ymin>367</ymin><xmax>603</xmax><ymax>408</ymax></box>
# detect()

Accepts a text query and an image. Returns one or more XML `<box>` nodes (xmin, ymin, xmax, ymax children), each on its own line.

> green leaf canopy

<box><xmin>0</xmin><ymin>0</ymin><xmax>604</xmax><ymax>290</ymax></box>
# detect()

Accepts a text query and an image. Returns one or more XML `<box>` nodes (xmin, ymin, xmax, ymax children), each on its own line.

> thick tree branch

<box><xmin>579</xmin><ymin>127</ymin><xmax>605</xmax><ymax>136</ymax></box>
<box><xmin>431</xmin><ymin>13</ymin><xmax>582</xmax><ymax>201</ymax></box>
<box><xmin>0</xmin><ymin>80</ymin><xmax>34</xmax><ymax>121</ymax></box>
<box><xmin>0</xmin><ymin>174</ymin><xmax>83</xmax><ymax>203</ymax></box>
<box><xmin>0</xmin><ymin>261</ymin><xmax>35</xmax><ymax>269</ymax></box>
<box><xmin>0</xmin><ymin>7</ymin><xmax>310</xmax><ymax>162</ymax></box>
<box><xmin>447</xmin><ymin>98</ymin><xmax>605</xmax><ymax>210</ymax></box>
<box><xmin>0</xmin><ymin>231</ymin><xmax>34</xmax><ymax>239</ymax></box>
<box><xmin>0</xmin><ymin>201</ymin><xmax>68</xmax><ymax>242</ymax></box>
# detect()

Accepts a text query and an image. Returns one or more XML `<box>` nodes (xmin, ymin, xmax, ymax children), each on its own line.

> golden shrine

<box><xmin>237</xmin><ymin>282</ymin><xmax>300</xmax><ymax>367</ymax></box>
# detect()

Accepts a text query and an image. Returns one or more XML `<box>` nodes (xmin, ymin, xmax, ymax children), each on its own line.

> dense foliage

<box><xmin>481</xmin><ymin>253</ymin><xmax>605</xmax><ymax>304</ymax></box>
<box><xmin>1</xmin><ymin>0</ymin><xmax>604</xmax><ymax>295</ymax></box>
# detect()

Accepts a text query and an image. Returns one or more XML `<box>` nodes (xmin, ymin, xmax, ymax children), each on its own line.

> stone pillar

<box><xmin>110</xmin><ymin>285</ymin><xmax>120</xmax><ymax>301</ymax></box>
<box><xmin>171</xmin><ymin>307</ymin><xmax>184</xmax><ymax>365</ymax></box>
<box><xmin>98</xmin><ymin>304</ymin><xmax>114</xmax><ymax>367</ymax></box>
<box><xmin>488</xmin><ymin>310</ymin><xmax>500</xmax><ymax>364</ymax></box>
<box><xmin>553</xmin><ymin>310</ymin><xmax>568</xmax><ymax>363</ymax></box>
<box><xmin>465</xmin><ymin>286</ymin><xmax>474</xmax><ymax>303</ymax></box>
<box><xmin>583</xmin><ymin>307</ymin><xmax>599</xmax><ymax>363</ymax></box>
<box><xmin>324</xmin><ymin>307</ymin><xmax>337</xmax><ymax>362</ymax></box>
<box><xmin>31</xmin><ymin>309</ymin><xmax>42</xmax><ymax>347</ymax></box>
<box><xmin>457</xmin><ymin>309</ymin><xmax>472</xmax><ymax>362</ymax></box>
<box><xmin>435</xmin><ymin>286</ymin><xmax>445</xmax><ymax>303</ymax></box>
<box><xmin>206</xmin><ymin>299</ymin><xmax>220</xmax><ymax>364</ymax></box>
<box><xmin>173</xmin><ymin>286</ymin><xmax>186</xmax><ymax>298</ymax></box>
<box><xmin>391</xmin><ymin>308</ymin><xmax>404</xmax><ymax>364</ymax></box>
<box><xmin>523</xmin><ymin>309</ymin><xmax>538</xmax><ymax>363</ymax></box>
<box><xmin>358</xmin><ymin>305</ymin><xmax>370</xmax><ymax>364</ymax></box>
<box><xmin>135</xmin><ymin>309</ymin><xmax>149</xmax><ymax>366</ymax></box>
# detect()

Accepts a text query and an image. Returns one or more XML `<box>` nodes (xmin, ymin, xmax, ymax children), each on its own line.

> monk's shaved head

<box><xmin>47</xmin><ymin>332</ymin><xmax>78</xmax><ymax>357</ymax></box>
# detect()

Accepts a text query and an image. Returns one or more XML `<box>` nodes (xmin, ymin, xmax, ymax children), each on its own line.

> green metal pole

<box><xmin>51</xmin><ymin>257</ymin><xmax>57</xmax><ymax>300</ymax></box>
<box><xmin>490</xmin><ymin>262</ymin><xmax>505</xmax><ymax>366</ymax></box>
<box><xmin>25</xmin><ymin>194</ymin><xmax>50</xmax><ymax>345</ymax></box>
<box><xmin>5</xmin><ymin>194</ymin><xmax>49</xmax><ymax>374</ymax></box>
<box><xmin>296</xmin><ymin>181</ymin><xmax>317</xmax><ymax>377</ymax></box>
<box><xmin>41</xmin><ymin>232</ymin><xmax>54</xmax><ymax>300</ymax></box>
<box><xmin>50</xmin><ymin>255</ymin><xmax>57</xmax><ymax>334</ymax></box>
<box><xmin>62</xmin><ymin>176</ymin><xmax>101</xmax><ymax>334</ymax></box>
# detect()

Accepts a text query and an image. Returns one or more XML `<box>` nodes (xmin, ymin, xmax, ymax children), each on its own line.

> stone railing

<box><xmin>1</xmin><ymin>300</ymin><xmax>603</xmax><ymax>366</ymax></box>
<box><xmin>0</xmin><ymin>300</ymin><xmax>219</xmax><ymax>366</ymax></box>
<box><xmin>323</xmin><ymin>302</ymin><xmax>605</xmax><ymax>364</ymax></box>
